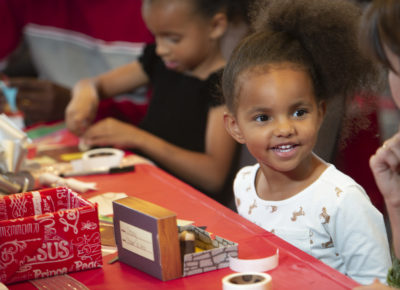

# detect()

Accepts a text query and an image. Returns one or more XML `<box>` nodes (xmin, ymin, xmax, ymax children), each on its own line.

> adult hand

<box><xmin>370</xmin><ymin>129</ymin><xmax>400</xmax><ymax>207</ymax></box>
<box><xmin>81</xmin><ymin>117</ymin><xmax>144</xmax><ymax>149</ymax></box>
<box><xmin>65</xmin><ymin>79</ymin><xmax>99</xmax><ymax>136</ymax></box>
<box><xmin>8</xmin><ymin>77</ymin><xmax>71</xmax><ymax>126</ymax></box>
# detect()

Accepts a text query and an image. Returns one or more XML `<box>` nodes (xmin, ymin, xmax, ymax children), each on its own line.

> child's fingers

<box><xmin>66</xmin><ymin>115</ymin><xmax>89</xmax><ymax>136</ymax></box>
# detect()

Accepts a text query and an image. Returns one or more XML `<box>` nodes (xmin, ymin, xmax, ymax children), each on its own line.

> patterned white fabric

<box><xmin>234</xmin><ymin>163</ymin><xmax>391</xmax><ymax>285</ymax></box>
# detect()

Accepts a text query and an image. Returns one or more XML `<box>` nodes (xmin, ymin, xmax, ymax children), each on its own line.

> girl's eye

<box><xmin>255</xmin><ymin>114</ymin><xmax>270</xmax><ymax>122</ymax></box>
<box><xmin>168</xmin><ymin>36</ymin><xmax>181</xmax><ymax>44</ymax></box>
<box><xmin>293</xmin><ymin>109</ymin><xmax>308</xmax><ymax>118</ymax></box>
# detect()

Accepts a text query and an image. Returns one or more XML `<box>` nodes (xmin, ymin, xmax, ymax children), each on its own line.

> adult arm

<box><xmin>7</xmin><ymin>78</ymin><xmax>70</xmax><ymax>125</ymax></box>
<box><xmin>65</xmin><ymin>61</ymin><xmax>149</xmax><ymax>136</ymax></box>
<box><xmin>81</xmin><ymin>105</ymin><xmax>238</xmax><ymax>194</ymax></box>
<box><xmin>370</xmin><ymin>130</ymin><xmax>400</xmax><ymax>259</ymax></box>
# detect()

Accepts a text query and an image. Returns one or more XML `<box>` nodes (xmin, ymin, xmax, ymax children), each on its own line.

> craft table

<box><xmin>8</xmin><ymin>126</ymin><xmax>359</xmax><ymax>289</ymax></box>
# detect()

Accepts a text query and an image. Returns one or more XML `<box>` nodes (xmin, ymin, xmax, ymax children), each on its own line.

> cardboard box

<box><xmin>113</xmin><ymin>196</ymin><xmax>182</xmax><ymax>281</ymax></box>
<box><xmin>0</xmin><ymin>187</ymin><xmax>102</xmax><ymax>284</ymax></box>
<box><xmin>113</xmin><ymin>197</ymin><xmax>237</xmax><ymax>281</ymax></box>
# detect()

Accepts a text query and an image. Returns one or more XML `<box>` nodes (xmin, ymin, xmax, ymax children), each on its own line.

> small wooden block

<box><xmin>113</xmin><ymin>197</ymin><xmax>182</xmax><ymax>281</ymax></box>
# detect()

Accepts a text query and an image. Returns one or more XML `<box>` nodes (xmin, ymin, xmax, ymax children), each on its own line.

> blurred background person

<box><xmin>0</xmin><ymin>0</ymin><xmax>154</xmax><ymax>126</ymax></box>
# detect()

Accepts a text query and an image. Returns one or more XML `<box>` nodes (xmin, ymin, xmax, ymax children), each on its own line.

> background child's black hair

<box><xmin>191</xmin><ymin>0</ymin><xmax>252</xmax><ymax>23</ymax></box>
<box><xmin>223</xmin><ymin>0</ymin><xmax>379</xmax><ymax>112</ymax></box>
<box><xmin>143</xmin><ymin>0</ymin><xmax>252</xmax><ymax>24</ymax></box>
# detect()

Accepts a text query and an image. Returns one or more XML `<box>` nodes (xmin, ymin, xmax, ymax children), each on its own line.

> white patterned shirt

<box><xmin>234</xmin><ymin>163</ymin><xmax>391</xmax><ymax>285</ymax></box>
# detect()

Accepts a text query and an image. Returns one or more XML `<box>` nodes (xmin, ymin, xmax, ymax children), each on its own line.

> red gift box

<box><xmin>0</xmin><ymin>187</ymin><xmax>102</xmax><ymax>284</ymax></box>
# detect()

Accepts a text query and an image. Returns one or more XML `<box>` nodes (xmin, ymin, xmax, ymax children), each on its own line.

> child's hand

<box><xmin>370</xmin><ymin>129</ymin><xmax>400</xmax><ymax>208</ymax></box>
<box><xmin>81</xmin><ymin>118</ymin><xmax>145</xmax><ymax>149</ymax></box>
<box><xmin>65</xmin><ymin>79</ymin><xmax>99</xmax><ymax>136</ymax></box>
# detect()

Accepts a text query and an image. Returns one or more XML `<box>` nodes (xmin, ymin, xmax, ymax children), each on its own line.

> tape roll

<box><xmin>229</xmin><ymin>249</ymin><xmax>279</xmax><ymax>273</ymax></box>
<box><xmin>82</xmin><ymin>148</ymin><xmax>124</xmax><ymax>170</ymax></box>
<box><xmin>222</xmin><ymin>272</ymin><xmax>272</xmax><ymax>290</ymax></box>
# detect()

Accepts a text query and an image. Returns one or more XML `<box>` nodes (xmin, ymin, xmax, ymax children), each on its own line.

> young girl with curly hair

<box><xmin>222</xmin><ymin>0</ymin><xmax>391</xmax><ymax>284</ymax></box>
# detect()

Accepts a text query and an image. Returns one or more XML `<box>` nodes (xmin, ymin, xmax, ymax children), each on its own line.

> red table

<box><xmin>8</xmin><ymin>164</ymin><xmax>359</xmax><ymax>289</ymax></box>
<box><xmin>8</xmin><ymin>126</ymin><xmax>359</xmax><ymax>289</ymax></box>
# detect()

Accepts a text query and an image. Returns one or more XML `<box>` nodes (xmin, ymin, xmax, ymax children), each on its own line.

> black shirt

<box><xmin>139</xmin><ymin>43</ymin><xmax>222</xmax><ymax>153</ymax></box>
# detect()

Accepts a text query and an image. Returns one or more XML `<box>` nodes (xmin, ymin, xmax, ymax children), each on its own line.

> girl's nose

<box><xmin>273</xmin><ymin>118</ymin><xmax>295</xmax><ymax>137</ymax></box>
<box><xmin>155</xmin><ymin>38</ymin><xmax>168</xmax><ymax>57</ymax></box>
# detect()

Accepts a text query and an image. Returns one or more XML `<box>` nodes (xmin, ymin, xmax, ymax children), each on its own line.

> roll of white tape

<box><xmin>82</xmin><ymin>148</ymin><xmax>124</xmax><ymax>171</ymax></box>
<box><xmin>229</xmin><ymin>249</ymin><xmax>279</xmax><ymax>273</ymax></box>
<box><xmin>222</xmin><ymin>272</ymin><xmax>272</xmax><ymax>290</ymax></box>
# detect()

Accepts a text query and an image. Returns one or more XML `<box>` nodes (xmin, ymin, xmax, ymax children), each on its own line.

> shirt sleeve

<box><xmin>388</xmin><ymin>255</ymin><xmax>400</xmax><ymax>287</ymax></box>
<box><xmin>138</xmin><ymin>43</ymin><xmax>157</xmax><ymax>80</ymax></box>
<box><xmin>329</xmin><ymin>185</ymin><xmax>391</xmax><ymax>285</ymax></box>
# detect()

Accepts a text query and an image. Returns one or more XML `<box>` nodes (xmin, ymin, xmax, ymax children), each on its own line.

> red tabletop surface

<box><xmin>8</xmin><ymin>165</ymin><xmax>359</xmax><ymax>290</ymax></box>
<box><xmin>8</xmin><ymin>126</ymin><xmax>359</xmax><ymax>289</ymax></box>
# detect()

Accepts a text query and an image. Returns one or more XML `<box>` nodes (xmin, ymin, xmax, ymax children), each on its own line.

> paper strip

<box><xmin>0</xmin><ymin>114</ymin><xmax>28</xmax><ymax>141</ymax></box>
<box><xmin>88</xmin><ymin>192</ymin><xmax>128</xmax><ymax>216</ymax></box>
<box><xmin>39</xmin><ymin>173</ymin><xmax>97</xmax><ymax>193</ymax></box>
<box><xmin>32</xmin><ymin>191</ymin><xmax>42</xmax><ymax>216</ymax></box>
<box><xmin>229</xmin><ymin>249</ymin><xmax>279</xmax><ymax>273</ymax></box>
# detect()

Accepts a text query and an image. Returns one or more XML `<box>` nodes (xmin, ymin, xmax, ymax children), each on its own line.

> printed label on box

<box><xmin>120</xmin><ymin>220</ymin><xmax>154</xmax><ymax>261</ymax></box>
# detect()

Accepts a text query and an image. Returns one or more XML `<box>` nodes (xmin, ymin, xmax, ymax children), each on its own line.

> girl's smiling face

<box><xmin>225</xmin><ymin>65</ymin><xmax>325</xmax><ymax>174</ymax></box>
<box><xmin>142</xmin><ymin>0</ymin><xmax>223</xmax><ymax>76</ymax></box>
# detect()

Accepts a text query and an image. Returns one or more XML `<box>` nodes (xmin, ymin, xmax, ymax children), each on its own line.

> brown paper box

<box><xmin>112</xmin><ymin>197</ymin><xmax>238</xmax><ymax>281</ymax></box>
<box><xmin>113</xmin><ymin>196</ymin><xmax>182</xmax><ymax>281</ymax></box>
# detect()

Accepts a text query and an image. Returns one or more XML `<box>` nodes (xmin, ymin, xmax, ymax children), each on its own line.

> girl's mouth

<box><xmin>164</xmin><ymin>60</ymin><xmax>179</xmax><ymax>70</ymax></box>
<box><xmin>271</xmin><ymin>144</ymin><xmax>298</xmax><ymax>153</ymax></box>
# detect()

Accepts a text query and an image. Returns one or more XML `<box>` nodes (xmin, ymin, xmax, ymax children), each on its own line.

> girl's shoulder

<box><xmin>315</xmin><ymin>164</ymin><xmax>372</xmax><ymax>207</ymax></box>
<box><xmin>319</xmin><ymin>165</ymin><xmax>365</xmax><ymax>193</ymax></box>
<box><xmin>234</xmin><ymin>164</ymin><xmax>259</xmax><ymax>191</ymax></box>
<box><xmin>236</xmin><ymin>163</ymin><xmax>259</xmax><ymax>179</ymax></box>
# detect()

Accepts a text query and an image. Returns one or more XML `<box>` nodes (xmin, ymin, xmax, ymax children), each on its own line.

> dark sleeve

<box><xmin>138</xmin><ymin>43</ymin><xmax>157</xmax><ymax>79</ymax></box>
<box><xmin>388</xmin><ymin>255</ymin><xmax>400</xmax><ymax>288</ymax></box>
<box><xmin>206</xmin><ymin>68</ymin><xmax>224</xmax><ymax>107</ymax></box>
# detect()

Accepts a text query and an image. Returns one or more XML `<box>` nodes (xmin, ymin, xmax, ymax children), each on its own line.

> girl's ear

<box><xmin>224</xmin><ymin>112</ymin><xmax>246</xmax><ymax>144</ymax></box>
<box><xmin>317</xmin><ymin>100</ymin><xmax>327</xmax><ymax>129</ymax></box>
<box><xmin>318</xmin><ymin>100</ymin><xmax>327</xmax><ymax>119</ymax></box>
<box><xmin>209</xmin><ymin>13</ymin><xmax>228</xmax><ymax>40</ymax></box>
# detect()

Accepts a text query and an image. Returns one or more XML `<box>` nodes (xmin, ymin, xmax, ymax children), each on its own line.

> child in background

<box><xmin>65</xmin><ymin>0</ymin><xmax>249</xmax><ymax>206</ymax></box>
<box><xmin>222</xmin><ymin>0</ymin><xmax>390</xmax><ymax>285</ymax></box>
